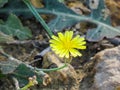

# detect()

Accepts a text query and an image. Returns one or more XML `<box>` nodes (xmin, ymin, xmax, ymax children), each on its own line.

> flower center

<box><xmin>64</xmin><ymin>41</ymin><xmax>71</xmax><ymax>50</ymax></box>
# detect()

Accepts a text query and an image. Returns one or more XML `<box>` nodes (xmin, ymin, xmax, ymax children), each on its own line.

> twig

<box><xmin>28</xmin><ymin>47</ymin><xmax>50</xmax><ymax>64</ymax></box>
<box><xmin>0</xmin><ymin>40</ymin><xmax>48</xmax><ymax>45</ymax></box>
<box><xmin>37</xmin><ymin>47</ymin><xmax>51</xmax><ymax>56</ymax></box>
<box><xmin>29</xmin><ymin>58</ymin><xmax>42</xmax><ymax>65</ymax></box>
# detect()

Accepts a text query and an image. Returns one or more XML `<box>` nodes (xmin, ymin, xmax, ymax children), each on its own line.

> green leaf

<box><xmin>32</xmin><ymin>0</ymin><xmax>80</xmax><ymax>32</ymax></box>
<box><xmin>0</xmin><ymin>56</ymin><xmax>44</xmax><ymax>87</ymax></box>
<box><xmin>0</xmin><ymin>58</ymin><xmax>21</xmax><ymax>74</ymax></box>
<box><xmin>0</xmin><ymin>62</ymin><xmax>44</xmax><ymax>87</ymax></box>
<box><xmin>13</xmin><ymin>64</ymin><xmax>43</xmax><ymax>87</ymax></box>
<box><xmin>0</xmin><ymin>73</ymin><xmax>5</xmax><ymax>78</ymax></box>
<box><xmin>0</xmin><ymin>14</ymin><xmax>32</xmax><ymax>40</ymax></box>
<box><xmin>86</xmin><ymin>25</ymin><xmax>120</xmax><ymax>41</ymax></box>
<box><xmin>0</xmin><ymin>0</ymin><xmax>8</xmax><ymax>8</ymax></box>
<box><xmin>85</xmin><ymin>0</ymin><xmax>115</xmax><ymax>41</ymax></box>
<box><xmin>58</xmin><ymin>0</ymin><xmax>64</xmax><ymax>3</ymax></box>
<box><xmin>86</xmin><ymin>0</ymin><xmax>111</xmax><ymax>23</ymax></box>
<box><xmin>0</xmin><ymin>0</ymin><xmax>79</xmax><ymax>31</ymax></box>
<box><xmin>1</xmin><ymin>0</ymin><xmax>120</xmax><ymax>41</ymax></box>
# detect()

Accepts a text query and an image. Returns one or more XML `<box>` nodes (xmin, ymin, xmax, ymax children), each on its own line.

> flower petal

<box><xmin>65</xmin><ymin>51</ymin><xmax>69</xmax><ymax>58</ymax></box>
<box><xmin>69</xmin><ymin>49</ymin><xmax>82</xmax><ymax>57</ymax></box>
<box><xmin>52</xmin><ymin>35</ymin><xmax>61</xmax><ymax>42</ymax></box>
<box><xmin>76</xmin><ymin>45</ymin><xmax>86</xmax><ymax>49</ymax></box>
<box><xmin>58</xmin><ymin>32</ymin><xmax>65</xmax><ymax>41</ymax></box>
<box><xmin>65</xmin><ymin>31</ymin><xmax>73</xmax><ymax>41</ymax></box>
<box><xmin>59</xmin><ymin>49</ymin><xmax>68</xmax><ymax>57</ymax></box>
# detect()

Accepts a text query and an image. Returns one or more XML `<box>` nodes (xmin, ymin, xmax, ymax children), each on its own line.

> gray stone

<box><xmin>93</xmin><ymin>46</ymin><xmax>120</xmax><ymax>90</ymax></box>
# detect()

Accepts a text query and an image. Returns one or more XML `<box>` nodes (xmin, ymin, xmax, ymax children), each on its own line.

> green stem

<box><xmin>21</xmin><ymin>84</ymin><xmax>31</xmax><ymax>90</ymax></box>
<box><xmin>22</xmin><ymin>0</ymin><xmax>53</xmax><ymax>38</ymax></box>
<box><xmin>35</xmin><ymin>63</ymin><xmax>67</xmax><ymax>72</ymax></box>
<box><xmin>1</xmin><ymin>50</ymin><xmax>67</xmax><ymax>72</ymax></box>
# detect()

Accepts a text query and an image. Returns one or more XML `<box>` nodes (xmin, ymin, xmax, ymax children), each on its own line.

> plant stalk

<box><xmin>22</xmin><ymin>0</ymin><xmax>53</xmax><ymax>38</ymax></box>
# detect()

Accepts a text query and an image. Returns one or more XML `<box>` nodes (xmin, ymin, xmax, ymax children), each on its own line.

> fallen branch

<box><xmin>0</xmin><ymin>40</ymin><xmax>48</xmax><ymax>45</ymax></box>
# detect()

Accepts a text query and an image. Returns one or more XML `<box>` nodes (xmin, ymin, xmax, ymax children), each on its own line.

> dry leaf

<box><xmin>116</xmin><ymin>86</ymin><xmax>120</xmax><ymax>90</ymax></box>
<box><xmin>68</xmin><ymin>1</ymin><xmax>90</xmax><ymax>15</ymax></box>
<box><xmin>105</xmin><ymin>0</ymin><xmax>120</xmax><ymax>26</ymax></box>
<box><xmin>30</xmin><ymin>0</ymin><xmax>44</xmax><ymax>8</ymax></box>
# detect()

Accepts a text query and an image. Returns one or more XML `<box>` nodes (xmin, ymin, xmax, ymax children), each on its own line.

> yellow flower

<box><xmin>49</xmin><ymin>31</ymin><xmax>86</xmax><ymax>58</ymax></box>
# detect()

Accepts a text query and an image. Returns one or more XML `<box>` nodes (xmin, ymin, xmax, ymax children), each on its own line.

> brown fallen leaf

<box><xmin>42</xmin><ymin>74</ymin><xmax>51</xmax><ymax>86</ymax></box>
<box><xmin>105</xmin><ymin>0</ymin><xmax>120</xmax><ymax>26</ymax></box>
<box><xmin>68</xmin><ymin>1</ymin><xmax>90</xmax><ymax>15</ymax></box>
<box><xmin>116</xmin><ymin>86</ymin><xmax>120</xmax><ymax>90</ymax></box>
<box><xmin>30</xmin><ymin>0</ymin><xmax>44</xmax><ymax>8</ymax></box>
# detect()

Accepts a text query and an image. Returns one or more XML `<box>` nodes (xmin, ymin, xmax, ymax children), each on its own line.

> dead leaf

<box><xmin>42</xmin><ymin>74</ymin><xmax>51</xmax><ymax>86</ymax></box>
<box><xmin>116</xmin><ymin>86</ymin><xmax>120</xmax><ymax>90</ymax></box>
<box><xmin>105</xmin><ymin>0</ymin><xmax>120</xmax><ymax>26</ymax></box>
<box><xmin>68</xmin><ymin>1</ymin><xmax>90</xmax><ymax>15</ymax></box>
<box><xmin>30</xmin><ymin>0</ymin><xmax>44</xmax><ymax>8</ymax></box>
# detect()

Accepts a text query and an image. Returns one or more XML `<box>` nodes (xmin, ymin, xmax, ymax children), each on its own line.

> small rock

<box><xmin>92</xmin><ymin>46</ymin><xmax>120</xmax><ymax>90</ymax></box>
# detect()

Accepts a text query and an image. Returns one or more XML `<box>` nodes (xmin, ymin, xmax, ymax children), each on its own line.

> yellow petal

<box><xmin>69</xmin><ymin>49</ymin><xmax>82</xmax><ymax>57</ymax></box>
<box><xmin>69</xmin><ymin>49</ymin><xmax>77</xmax><ymax>57</ymax></box>
<box><xmin>78</xmin><ymin>41</ymin><xmax>86</xmax><ymax>45</ymax></box>
<box><xmin>50</xmin><ymin>44</ymin><xmax>57</xmax><ymax>48</ymax></box>
<box><xmin>54</xmin><ymin>48</ymin><xmax>63</xmax><ymax>54</ymax></box>
<box><xmin>65</xmin><ymin>31</ymin><xmax>73</xmax><ymax>41</ymax></box>
<box><xmin>78</xmin><ymin>37</ymin><xmax>85</xmax><ymax>42</ymax></box>
<box><xmin>62</xmin><ymin>49</ymin><xmax>69</xmax><ymax>57</ymax></box>
<box><xmin>59</xmin><ymin>49</ymin><xmax>67</xmax><ymax>57</ymax></box>
<box><xmin>58</xmin><ymin>32</ymin><xmax>64</xmax><ymax>41</ymax></box>
<box><xmin>76</xmin><ymin>46</ymin><xmax>86</xmax><ymax>49</ymax></box>
<box><xmin>71</xmin><ymin>35</ymin><xmax>80</xmax><ymax>43</ymax></box>
<box><xmin>71</xmin><ymin>37</ymin><xmax>86</xmax><ymax>48</ymax></box>
<box><xmin>50</xmin><ymin>40</ymin><xmax>59</xmax><ymax>45</ymax></box>
<box><xmin>52</xmin><ymin>35</ymin><xmax>61</xmax><ymax>42</ymax></box>
<box><xmin>65</xmin><ymin>51</ymin><xmax>69</xmax><ymax>58</ymax></box>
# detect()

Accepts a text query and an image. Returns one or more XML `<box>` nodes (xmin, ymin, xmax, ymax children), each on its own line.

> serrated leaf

<box><xmin>86</xmin><ymin>25</ymin><xmax>120</xmax><ymax>41</ymax></box>
<box><xmin>48</xmin><ymin>15</ymin><xmax>79</xmax><ymax>32</ymax></box>
<box><xmin>0</xmin><ymin>0</ymin><xmax>8</xmax><ymax>8</ymax></box>
<box><xmin>0</xmin><ymin>57</ymin><xmax>44</xmax><ymax>87</ymax></box>
<box><xmin>0</xmin><ymin>62</ymin><xmax>44</xmax><ymax>87</ymax></box>
<box><xmin>0</xmin><ymin>59</ymin><xmax>21</xmax><ymax>74</ymax></box>
<box><xmin>13</xmin><ymin>64</ymin><xmax>43</xmax><ymax>87</ymax></box>
<box><xmin>38</xmin><ymin>0</ymin><xmax>79</xmax><ymax>31</ymax></box>
<box><xmin>0</xmin><ymin>14</ymin><xmax>32</xmax><ymax>40</ymax></box>
<box><xmin>85</xmin><ymin>0</ymin><xmax>116</xmax><ymax>41</ymax></box>
<box><xmin>1</xmin><ymin>0</ymin><xmax>120</xmax><ymax>41</ymax></box>
<box><xmin>86</xmin><ymin>0</ymin><xmax>110</xmax><ymax>23</ymax></box>
<box><xmin>0</xmin><ymin>0</ymin><xmax>80</xmax><ymax>31</ymax></box>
